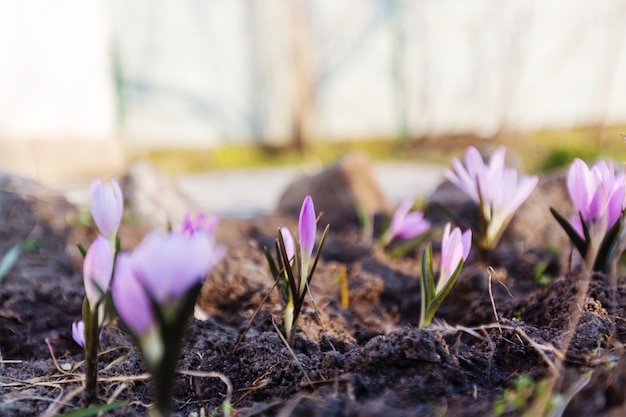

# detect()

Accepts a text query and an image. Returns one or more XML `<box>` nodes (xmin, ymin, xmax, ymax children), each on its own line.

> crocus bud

<box><xmin>298</xmin><ymin>196</ymin><xmax>316</xmax><ymax>293</ymax></box>
<box><xmin>436</xmin><ymin>223</ymin><xmax>472</xmax><ymax>293</ymax></box>
<box><xmin>280</xmin><ymin>227</ymin><xmax>295</xmax><ymax>261</ymax></box>
<box><xmin>299</xmin><ymin>196</ymin><xmax>316</xmax><ymax>264</ymax></box>
<box><xmin>72</xmin><ymin>320</ymin><xmax>86</xmax><ymax>347</ymax></box>
<box><xmin>90</xmin><ymin>178</ymin><xmax>123</xmax><ymax>241</ymax></box>
<box><xmin>83</xmin><ymin>235</ymin><xmax>114</xmax><ymax>309</ymax></box>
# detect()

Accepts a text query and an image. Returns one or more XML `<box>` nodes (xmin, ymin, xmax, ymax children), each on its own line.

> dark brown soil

<box><xmin>2</xmin><ymin>176</ymin><xmax>626</xmax><ymax>417</ymax></box>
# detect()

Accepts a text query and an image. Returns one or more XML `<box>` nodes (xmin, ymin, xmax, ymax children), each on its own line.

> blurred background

<box><xmin>1</xmin><ymin>0</ymin><xmax>626</xmax><ymax>182</ymax></box>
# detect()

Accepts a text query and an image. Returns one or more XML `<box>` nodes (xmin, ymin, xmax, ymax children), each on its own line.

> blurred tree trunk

<box><xmin>290</xmin><ymin>0</ymin><xmax>315</xmax><ymax>151</ymax></box>
<box><xmin>593</xmin><ymin>3</ymin><xmax>625</xmax><ymax>145</ymax></box>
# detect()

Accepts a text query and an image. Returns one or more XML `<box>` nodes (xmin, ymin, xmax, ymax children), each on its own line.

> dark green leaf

<box><xmin>550</xmin><ymin>207</ymin><xmax>588</xmax><ymax>258</ymax></box>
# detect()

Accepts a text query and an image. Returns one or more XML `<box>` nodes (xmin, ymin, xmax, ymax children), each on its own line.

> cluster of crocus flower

<box><xmin>72</xmin><ymin>178</ymin><xmax>225</xmax><ymax>415</ymax></box>
<box><xmin>445</xmin><ymin>146</ymin><xmax>538</xmax><ymax>260</ymax></box>
<box><xmin>72</xmin><ymin>178</ymin><xmax>123</xmax><ymax>400</ymax></box>
<box><xmin>382</xmin><ymin>199</ymin><xmax>431</xmax><ymax>257</ymax></box>
<box><xmin>265</xmin><ymin>195</ymin><xmax>329</xmax><ymax>345</ymax></box>
<box><xmin>111</xmin><ymin>213</ymin><xmax>224</xmax><ymax>417</ymax></box>
<box><xmin>551</xmin><ymin>158</ymin><xmax>626</xmax><ymax>272</ymax></box>
<box><xmin>419</xmin><ymin>223</ymin><xmax>472</xmax><ymax>328</ymax></box>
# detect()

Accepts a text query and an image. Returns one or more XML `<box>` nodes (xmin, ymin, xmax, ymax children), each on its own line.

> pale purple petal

<box><xmin>387</xmin><ymin>199</ymin><xmax>430</xmax><ymax>242</ymax></box>
<box><xmin>83</xmin><ymin>235</ymin><xmax>114</xmax><ymax>307</ymax></box>
<box><xmin>90</xmin><ymin>178</ymin><xmax>123</xmax><ymax>240</ymax></box>
<box><xmin>112</xmin><ymin>253</ymin><xmax>155</xmax><ymax>336</ymax></box>
<box><xmin>437</xmin><ymin>223</ymin><xmax>471</xmax><ymax>292</ymax></box>
<box><xmin>501</xmin><ymin>173</ymin><xmax>538</xmax><ymax>217</ymax></box>
<box><xmin>299</xmin><ymin>195</ymin><xmax>316</xmax><ymax>263</ymax></box>
<box><xmin>564</xmin><ymin>158</ymin><xmax>626</xmax><ymax>241</ymax></box>
<box><xmin>394</xmin><ymin>211</ymin><xmax>431</xmax><ymax>240</ymax></box>
<box><xmin>445</xmin><ymin>159</ymin><xmax>478</xmax><ymax>202</ymax></box>
<box><xmin>280</xmin><ymin>227</ymin><xmax>295</xmax><ymax>260</ymax></box>
<box><xmin>461</xmin><ymin>229</ymin><xmax>472</xmax><ymax>259</ymax></box>
<box><xmin>569</xmin><ymin>215</ymin><xmax>585</xmax><ymax>239</ymax></box>
<box><xmin>388</xmin><ymin>200</ymin><xmax>413</xmax><ymax>238</ymax></box>
<box><xmin>607</xmin><ymin>185</ymin><xmax>625</xmax><ymax>229</ymax></box>
<box><xmin>567</xmin><ymin>159</ymin><xmax>593</xmax><ymax>215</ymax></box>
<box><xmin>488</xmin><ymin>146</ymin><xmax>506</xmax><ymax>174</ymax></box>
<box><xmin>131</xmin><ymin>231</ymin><xmax>222</xmax><ymax>302</ymax></box>
<box><xmin>72</xmin><ymin>320</ymin><xmax>86</xmax><ymax>348</ymax></box>
<box><xmin>182</xmin><ymin>212</ymin><xmax>219</xmax><ymax>236</ymax></box>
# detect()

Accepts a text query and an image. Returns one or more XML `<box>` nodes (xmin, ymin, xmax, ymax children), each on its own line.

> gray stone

<box><xmin>120</xmin><ymin>160</ymin><xmax>196</xmax><ymax>231</ymax></box>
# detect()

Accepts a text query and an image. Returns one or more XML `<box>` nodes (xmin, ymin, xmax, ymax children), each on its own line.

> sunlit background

<box><xmin>1</xmin><ymin>0</ymin><xmax>626</xmax><ymax>181</ymax></box>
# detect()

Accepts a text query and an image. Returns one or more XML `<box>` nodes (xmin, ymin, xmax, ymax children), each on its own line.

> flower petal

<box><xmin>90</xmin><ymin>178</ymin><xmax>123</xmax><ymax>240</ymax></box>
<box><xmin>112</xmin><ymin>253</ymin><xmax>155</xmax><ymax>336</ymax></box>
<box><xmin>280</xmin><ymin>227</ymin><xmax>295</xmax><ymax>260</ymax></box>
<box><xmin>72</xmin><ymin>320</ymin><xmax>86</xmax><ymax>348</ymax></box>
<box><xmin>299</xmin><ymin>195</ymin><xmax>317</xmax><ymax>263</ymax></box>
<box><xmin>83</xmin><ymin>235</ymin><xmax>114</xmax><ymax>308</ymax></box>
<box><xmin>131</xmin><ymin>231</ymin><xmax>223</xmax><ymax>302</ymax></box>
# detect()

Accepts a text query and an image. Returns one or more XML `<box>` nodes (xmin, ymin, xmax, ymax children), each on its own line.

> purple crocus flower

<box><xmin>445</xmin><ymin>146</ymin><xmax>538</xmax><ymax>248</ymax></box>
<box><xmin>385</xmin><ymin>200</ymin><xmax>431</xmax><ymax>244</ymax></box>
<box><xmin>90</xmin><ymin>178</ymin><xmax>123</xmax><ymax>241</ymax></box>
<box><xmin>112</xmin><ymin>229</ymin><xmax>224</xmax><ymax>368</ymax></box>
<box><xmin>566</xmin><ymin>158</ymin><xmax>625</xmax><ymax>239</ymax></box>
<box><xmin>299</xmin><ymin>196</ymin><xmax>316</xmax><ymax>262</ymax></box>
<box><xmin>127</xmin><ymin>231</ymin><xmax>224</xmax><ymax>303</ymax></box>
<box><xmin>83</xmin><ymin>235</ymin><xmax>114</xmax><ymax>309</ymax></box>
<box><xmin>181</xmin><ymin>212</ymin><xmax>219</xmax><ymax>236</ymax></box>
<box><xmin>72</xmin><ymin>320</ymin><xmax>86</xmax><ymax>348</ymax></box>
<box><xmin>280</xmin><ymin>227</ymin><xmax>295</xmax><ymax>261</ymax></box>
<box><xmin>298</xmin><ymin>196</ymin><xmax>316</xmax><ymax>292</ymax></box>
<box><xmin>436</xmin><ymin>223</ymin><xmax>472</xmax><ymax>293</ymax></box>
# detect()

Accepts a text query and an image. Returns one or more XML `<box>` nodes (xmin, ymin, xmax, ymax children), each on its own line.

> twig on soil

<box><xmin>178</xmin><ymin>370</ymin><xmax>233</xmax><ymax>417</ymax></box>
<box><xmin>45</xmin><ymin>338</ymin><xmax>72</xmax><ymax>376</ymax></box>
<box><xmin>232</xmin><ymin>372</ymin><xmax>271</xmax><ymax>407</ymax></box>
<box><xmin>41</xmin><ymin>385</ymin><xmax>84</xmax><ymax>417</ymax></box>
<box><xmin>271</xmin><ymin>317</ymin><xmax>314</xmax><ymax>389</ymax></box>
<box><xmin>487</xmin><ymin>267</ymin><xmax>513</xmax><ymax>323</ymax></box>
<box><xmin>305</xmin><ymin>285</ymin><xmax>336</xmax><ymax>352</ymax></box>
<box><xmin>487</xmin><ymin>267</ymin><xmax>501</xmax><ymax>326</ymax></box>
<box><xmin>428</xmin><ymin>321</ymin><xmax>562</xmax><ymax>373</ymax></box>
<box><xmin>232</xmin><ymin>275</ymin><xmax>280</xmax><ymax>354</ymax></box>
<box><xmin>107</xmin><ymin>382</ymin><xmax>128</xmax><ymax>405</ymax></box>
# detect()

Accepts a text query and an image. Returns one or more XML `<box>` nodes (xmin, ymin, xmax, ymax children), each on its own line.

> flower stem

<box><xmin>85</xmin><ymin>306</ymin><xmax>100</xmax><ymax>402</ymax></box>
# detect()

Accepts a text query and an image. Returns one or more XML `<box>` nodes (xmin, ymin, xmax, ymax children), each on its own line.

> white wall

<box><xmin>0</xmin><ymin>0</ymin><xmax>114</xmax><ymax>141</ymax></box>
<box><xmin>1</xmin><ymin>0</ymin><xmax>626</xmax><ymax>148</ymax></box>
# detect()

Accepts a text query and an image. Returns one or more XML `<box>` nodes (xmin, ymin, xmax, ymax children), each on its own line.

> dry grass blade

<box><xmin>271</xmin><ymin>318</ymin><xmax>314</xmax><ymax>388</ymax></box>
<box><xmin>40</xmin><ymin>385</ymin><xmax>84</xmax><ymax>417</ymax></box>
<box><xmin>178</xmin><ymin>370</ymin><xmax>233</xmax><ymax>417</ymax></box>
<box><xmin>232</xmin><ymin>275</ymin><xmax>280</xmax><ymax>354</ymax></box>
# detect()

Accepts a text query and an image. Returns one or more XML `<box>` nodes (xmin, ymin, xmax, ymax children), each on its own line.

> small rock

<box><xmin>276</xmin><ymin>153</ymin><xmax>392</xmax><ymax>229</ymax></box>
<box><xmin>120</xmin><ymin>160</ymin><xmax>196</xmax><ymax>231</ymax></box>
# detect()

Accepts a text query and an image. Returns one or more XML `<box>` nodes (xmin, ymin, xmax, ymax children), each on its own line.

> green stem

<box><xmin>85</xmin><ymin>306</ymin><xmax>101</xmax><ymax>402</ymax></box>
<box><xmin>149</xmin><ymin>345</ymin><xmax>178</xmax><ymax>417</ymax></box>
